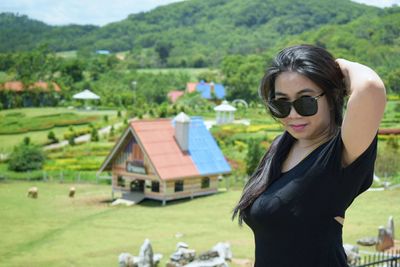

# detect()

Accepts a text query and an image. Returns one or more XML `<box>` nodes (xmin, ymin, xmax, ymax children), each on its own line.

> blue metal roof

<box><xmin>187</xmin><ymin>117</ymin><xmax>231</xmax><ymax>175</ymax></box>
<box><xmin>214</xmin><ymin>84</ymin><xmax>225</xmax><ymax>99</ymax></box>
<box><xmin>172</xmin><ymin>116</ymin><xmax>231</xmax><ymax>175</ymax></box>
<box><xmin>195</xmin><ymin>82</ymin><xmax>226</xmax><ymax>100</ymax></box>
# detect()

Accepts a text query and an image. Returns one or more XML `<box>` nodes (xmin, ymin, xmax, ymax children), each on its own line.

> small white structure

<box><xmin>73</xmin><ymin>89</ymin><xmax>100</xmax><ymax>109</ymax></box>
<box><xmin>214</xmin><ymin>100</ymin><xmax>236</xmax><ymax>125</ymax></box>
<box><xmin>73</xmin><ymin>89</ymin><xmax>100</xmax><ymax>100</ymax></box>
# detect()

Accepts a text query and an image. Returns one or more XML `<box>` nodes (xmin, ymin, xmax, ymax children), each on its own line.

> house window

<box><xmin>151</xmin><ymin>181</ymin><xmax>160</xmax><ymax>192</ymax></box>
<box><xmin>174</xmin><ymin>180</ymin><xmax>184</xmax><ymax>192</ymax></box>
<box><xmin>117</xmin><ymin>176</ymin><xmax>125</xmax><ymax>187</ymax></box>
<box><xmin>201</xmin><ymin>177</ymin><xmax>210</xmax><ymax>189</ymax></box>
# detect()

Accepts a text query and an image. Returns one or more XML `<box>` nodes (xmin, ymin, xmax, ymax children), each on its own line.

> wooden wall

<box><xmin>161</xmin><ymin>176</ymin><xmax>218</xmax><ymax>201</ymax></box>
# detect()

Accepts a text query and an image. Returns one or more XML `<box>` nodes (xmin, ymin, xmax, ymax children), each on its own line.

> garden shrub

<box><xmin>8</xmin><ymin>143</ymin><xmax>45</xmax><ymax>172</ymax></box>
<box><xmin>91</xmin><ymin>128</ymin><xmax>99</xmax><ymax>142</ymax></box>
<box><xmin>47</xmin><ymin>130</ymin><xmax>59</xmax><ymax>144</ymax></box>
<box><xmin>246</xmin><ymin>138</ymin><xmax>264</xmax><ymax>176</ymax></box>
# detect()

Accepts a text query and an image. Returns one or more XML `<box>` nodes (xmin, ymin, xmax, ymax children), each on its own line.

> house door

<box><xmin>130</xmin><ymin>180</ymin><xmax>144</xmax><ymax>192</ymax></box>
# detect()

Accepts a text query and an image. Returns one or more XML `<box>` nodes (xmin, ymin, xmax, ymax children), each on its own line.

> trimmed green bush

<box><xmin>47</xmin><ymin>130</ymin><xmax>59</xmax><ymax>144</ymax></box>
<box><xmin>0</xmin><ymin>113</ymin><xmax>98</xmax><ymax>135</ymax></box>
<box><xmin>8</xmin><ymin>143</ymin><xmax>45</xmax><ymax>172</ymax></box>
<box><xmin>90</xmin><ymin>128</ymin><xmax>99</xmax><ymax>142</ymax></box>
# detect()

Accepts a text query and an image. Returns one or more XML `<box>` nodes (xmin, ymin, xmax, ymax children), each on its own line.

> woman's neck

<box><xmin>295</xmin><ymin>127</ymin><xmax>334</xmax><ymax>149</ymax></box>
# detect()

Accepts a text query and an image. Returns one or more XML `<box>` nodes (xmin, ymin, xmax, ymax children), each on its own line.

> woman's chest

<box><xmin>247</xmin><ymin>169</ymin><xmax>334</xmax><ymax>227</ymax></box>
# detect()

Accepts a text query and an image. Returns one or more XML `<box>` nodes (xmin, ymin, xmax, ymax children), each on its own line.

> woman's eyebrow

<box><xmin>275</xmin><ymin>91</ymin><xmax>288</xmax><ymax>97</ymax></box>
<box><xmin>296</xmin><ymin>88</ymin><xmax>318</xmax><ymax>95</ymax></box>
<box><xmin>275</xmin><ymin>88</ymin><xmax>317</xmax><ymax>97</ymax></box>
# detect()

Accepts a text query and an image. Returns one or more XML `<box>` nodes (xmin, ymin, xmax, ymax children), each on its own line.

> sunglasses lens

<box><xmin>293</xmin><ymin>97</ymin><xmax>318</xmax><ymax>116</ymax></box>
<box><xmin>268</xmin><ymin>100</ymin><xmax>291</xmax><ymax>118</ymax></box>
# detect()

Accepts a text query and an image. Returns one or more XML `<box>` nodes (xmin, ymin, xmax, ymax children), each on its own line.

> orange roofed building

<box><xmin>98</xmin><ymin>112</ymin><xmax>231</xmax><ymax>205</ymax></box>
<box><xmin>0</xmin><ymin>81</ymin><xmax>62</xmax><ymax>108</ymax></box>
<box><xmin>0</xmin><ymin>81</ymin><xmax>61</xmax><ymax>92</ymax></box>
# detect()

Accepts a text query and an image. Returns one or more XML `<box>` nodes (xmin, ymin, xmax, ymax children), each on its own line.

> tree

<box><xmin>90</xmin><ymin>127</ymin><xmax>99</xmax><ymax>142</ymax></box>
<box><xmin>68</xmin><ymin>135</ymin><xmax>75</xmax><ymax>146</ymax></box>
<box><xmin>386</xmin><ymin>68</ymin><xmax>400</xmax><ymax>94</ymax></box>
<box><xmin>47</xmin><ymin>130</ymin><xmax>58</xmax><ymax>144</ymax></box>
<box><xmin>8</xmin><ymin>142</ymin><xmax>45</xmax><ymax>172</ymax></box>
<box><xmin>375</xmin><ymin>136</ymin><xmax>400</xmax><ymax>179</ymax></box>
<box><xmin>62</xmin><ymin>59</ymin><xmax>84</xmax><ymax>83</ymax></box>
<box><xmin>23</xmin><ymin>136</ymin><xmax>30</xmax><ymax>145</ymax></box>
<box><xmin>246</xmin><ymin>138</ymin><xmax>264</xmax><ymax>176</ymax></box>
<box><xmin>155</xmin><ymin>42</ymin><xmax>173</xmax><ymax>66</ymax></box>
<box><xmin>222</xmin><ymin>54</ymin><xmax>266</xmax><ymax>102</ymax></box>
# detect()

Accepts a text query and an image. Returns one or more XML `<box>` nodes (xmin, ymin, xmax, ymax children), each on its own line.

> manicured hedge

<box><xmin>0</xmin><ymin>113</ymin><xmax>98</xmax><ymax>134</ymax></box>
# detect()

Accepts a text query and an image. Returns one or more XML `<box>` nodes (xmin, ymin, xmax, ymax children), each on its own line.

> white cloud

<box><xmin>0</xmin><ymin>0</ymin><xmax>185</xmax><ymax>26</ymax></box>
<box><xmin>351</xmin><ymin>0</ymin><xmax>400</xmax><ymax>7</ymax></box>
<box><xmin>1</xmin><ymin>0</ymin><xmax>399</xmax><ymax>26</ymax></box>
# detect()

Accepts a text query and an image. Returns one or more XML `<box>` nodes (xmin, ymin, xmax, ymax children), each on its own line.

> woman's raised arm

<box><xmin>336</xmin><ymin>58</ymin><xmax>386</xmax><ymax>166</ymax></box>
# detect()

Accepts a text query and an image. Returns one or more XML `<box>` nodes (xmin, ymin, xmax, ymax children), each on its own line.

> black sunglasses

<box><xmin>267</xmin><ymin>92</ymin><xmax>325</xmax><ymax>118</ymax></box>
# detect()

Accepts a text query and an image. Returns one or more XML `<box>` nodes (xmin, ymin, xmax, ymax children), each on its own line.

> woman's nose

<box><xmin>287</xmin><ymin>105</ymin><xmax>302</xmax><ymax>118</ymax></box>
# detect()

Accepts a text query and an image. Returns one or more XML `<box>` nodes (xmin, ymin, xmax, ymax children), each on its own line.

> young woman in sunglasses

<box><xmin>233</xmin><ymin>44</ymin><xmax>386</xmax><ymax>267</ymax></box>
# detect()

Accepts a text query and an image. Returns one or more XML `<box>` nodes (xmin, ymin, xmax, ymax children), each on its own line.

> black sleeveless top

<box><xmin>243</xmin><ymin>130</ymin><xmax>377</xmax><ymax>267</ymax></box>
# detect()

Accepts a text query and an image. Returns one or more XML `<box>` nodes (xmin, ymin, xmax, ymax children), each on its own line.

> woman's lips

<box><xmin>290</xmin><ymin>123</ymin><xmax>307</xmax><ymax>132</ymax></box>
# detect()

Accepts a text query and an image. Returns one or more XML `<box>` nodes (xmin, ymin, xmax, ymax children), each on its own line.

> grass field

<box><xmin>137</xmin><ymin>68</ymin><xmax>213</xmax><ymax>81</ymax></box>
<box><xmin>0</xmin><ymin>182</ymin><xmax>398</xmax><ymax>267</ymax></box>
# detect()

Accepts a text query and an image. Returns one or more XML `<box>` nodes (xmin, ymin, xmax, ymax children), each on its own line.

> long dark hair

<box><xmin>232</xmin><ymin>44</ymin><xmax>346</xmax><ymax>224</ymax></box>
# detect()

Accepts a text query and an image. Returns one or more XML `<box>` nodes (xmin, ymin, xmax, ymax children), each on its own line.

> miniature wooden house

<box><xmin>98</xmin><ymin>113</ymin><xmax>231</xmax><ymax>205</ymax></box>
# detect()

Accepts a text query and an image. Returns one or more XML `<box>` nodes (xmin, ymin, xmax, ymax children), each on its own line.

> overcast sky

<box><xmin>0</xmin><ymin>0</ymin><xmax>399</xmax><ymax>26</ymax></box>
<box><xmin>0</xmin><ymin>0</ymin><xmax>185</xmax><ymax>26</ymax></box>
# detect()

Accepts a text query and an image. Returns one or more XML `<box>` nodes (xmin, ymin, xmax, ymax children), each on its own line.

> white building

<box><xmin>214</xmin><ymin>100</ymin><xmax>236</xmax><ymax>124</ymax></box>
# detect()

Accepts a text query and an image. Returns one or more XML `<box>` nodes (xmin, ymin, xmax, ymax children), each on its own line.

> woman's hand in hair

<box><xmin>335</xmin><ymin>58</ymin><xmax>386</xmax><ymax>167</ymax></box>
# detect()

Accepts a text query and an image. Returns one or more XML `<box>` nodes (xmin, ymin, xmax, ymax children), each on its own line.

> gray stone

<box><xmin>118</xmin><ymin>239</ymin><xmax>162</xmax><ymax>267</ymax></box>
<box><xmin>198</xmin><ymin>250</ymin><xmax>219</xmax><ymax>261</ymax></box>
<box><xmin>343</xmin><ymin>244</ymin><xmax>360</xmax><ymax>265</ymax></box>
<box><xmin>177</xmin><ymin>242</ymin><xmax>189</xmax><ymax>249</ymax></box>
<box><xmin>212</xmin><ymin>243</ymin><xmax>232</xmax><ymax>261</ymax></box>
<box><xmin>153</xmin><ymin>254</ymin><xmax>162</xmax><ymax>265</ymax></box>
<box><xmin>170</xmin><ymin>247</ymin><xmax>196</xmax><ymax>265</ymax></box>
<box><xmin>183</xmin><ymin>257</ymin><xmax>228</xmax><ymax>267</ymax></box>
<box><xmin>376</xmin><ymin>226</ymin><xmax>394</xmax><ymax>252</ymax></box>
<box><xmin>138</xmin><ymin>239</ymin><xmax>154</xmax><ymax>267</ymax></box>
<box><xmin>387</xmin><ymin>216</ymin><xmax>395</xmax><ymax>240</ymax></box>
<box><xmin>118</xmin><ymin>253</ymin><xmax>139</xmax><ymax>267</ymax></box>
<box><xmin>357</xmin><ymin>237</ymin><xmax>377</xmax><ymax>246</ymax></box>
<box><xmin>168</xmin><ymin>242</ymin><xmax>232</xmax><ymax>267</ymax></box>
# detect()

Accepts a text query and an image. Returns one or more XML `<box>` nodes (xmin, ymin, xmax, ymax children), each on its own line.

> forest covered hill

<box><xmin>0</xmin><ymin>0</ymin><xmax>385</xmax><ymax>65</ymax></box>
<box><xmin>0</xmin><ymin>0</ymin><xmax>399</xmax><ymax>101</ymax></box>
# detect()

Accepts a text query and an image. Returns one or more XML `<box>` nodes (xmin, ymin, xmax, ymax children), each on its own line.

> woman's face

<box><xmin>274</xmin><ymin>71</ymin><xmax>332</xmax><ymax>141</ymax></box>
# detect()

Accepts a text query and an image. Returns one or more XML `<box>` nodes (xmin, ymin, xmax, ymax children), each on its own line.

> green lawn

<box><xmin>0</xmin><ymin>182</ymin><xmax>398</xmax><ymax>267</ymax></box>
<box><xmin>137</xmin><ymin>68</ymin><xmax>212</xmax><ymax>81</ymax></box>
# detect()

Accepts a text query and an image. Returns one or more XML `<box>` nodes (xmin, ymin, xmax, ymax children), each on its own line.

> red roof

<box><xmin>131</xmin><ymin>119</ymin><xmax>199</xmax><ymax>180</ymax></box>
<box><xmin>186</xmin><ymin>82</ymin><xmax>197</xmax><ymax>93</ymax></box>
<box><xmin>168</xmin><ymin>90</ymin><xmax>184</xmax><ymax>103</ymax></box>
<box><xmin>0</xmin><ymin>81</ymin><xmax>61</xmax><ymax>92</ymax></box>
<box><xmin>29</xmin><ymin>81</ymin><xmax>61</xmax><ymax>92</ymax></box>
<box><xmin>1</xmin><ymin>81</ymin><xmax>24</xmax><ymax>92</ymax></box>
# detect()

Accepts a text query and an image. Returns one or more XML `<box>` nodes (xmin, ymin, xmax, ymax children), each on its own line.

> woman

<box><xmin>233</xmin><ymin>45</ymin><xmax>386</xmax><ymax>266</ymax></box>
